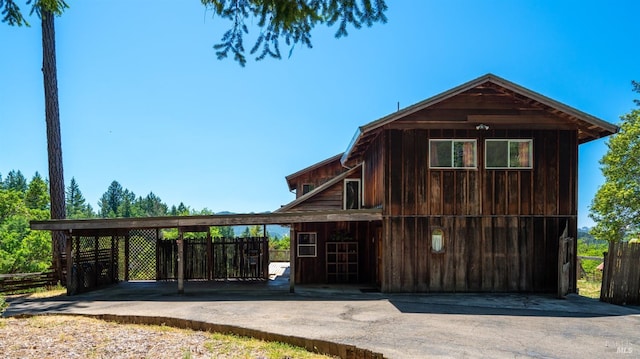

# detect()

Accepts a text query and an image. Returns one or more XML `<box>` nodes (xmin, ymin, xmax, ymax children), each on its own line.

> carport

<box><xmin>31</xmin><ymin>209</ymin><xmax>382</xmax><ymax>295</ymax></box>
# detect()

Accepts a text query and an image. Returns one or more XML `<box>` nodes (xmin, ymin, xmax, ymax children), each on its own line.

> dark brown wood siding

<box><xmin>381</xmin><ymin>128</ymin><xmax>578</xmax><ymax>292</ymax></box>
<box><xmin>287</xmin><ymin>170</ymin><xmax>362</xmax><ymax>212</ymax></box>
<box><xmin>293</xmin><ymin>221</ymin><xmax>378</xmax><ymax>284</ymax></box>
<box><xmin>363</xmin><ymin>133</ymin><xmax>385</xmax><ymax>208</ymax></box>
<box><xmin>290</xmin><ymin>159</ymin><xmax>346</xmax><ymax>198</ymax></box>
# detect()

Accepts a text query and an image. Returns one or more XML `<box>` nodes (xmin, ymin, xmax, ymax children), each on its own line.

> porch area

<box><xmin>30</xmin><ymin>209</ymin><xmax>382</xmax><ymax>295</ymax></box>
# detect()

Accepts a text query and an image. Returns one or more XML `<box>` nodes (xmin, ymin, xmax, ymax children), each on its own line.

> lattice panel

<box><xmin>127</xmin><ymin>229</ymin><xmax>157</xmax><ymax>280</ymax></box>
<box><xmin>70</xmin><ymin>236</ymin><xmax>119</xmax><ymax>294</ymax></box>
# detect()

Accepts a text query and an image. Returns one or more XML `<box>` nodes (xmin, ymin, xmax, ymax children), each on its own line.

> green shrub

<box><xmin>0</xmin><ymin>294</ymin><xmax>7</xmax><ymax>314</ymax></box>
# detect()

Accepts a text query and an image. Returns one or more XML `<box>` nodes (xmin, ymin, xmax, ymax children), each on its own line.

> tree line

<box><xmin>0</xmin><ymin>172</ymin><xmax>289</xmax><ymax>274</ymax></box>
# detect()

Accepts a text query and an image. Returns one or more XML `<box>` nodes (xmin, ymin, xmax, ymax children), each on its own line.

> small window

<box><xmin>297</xmin><ymin>232</ymin><xmax>317</xmax><ymax>257</ymax></box>
<box><xmin>432</xmin><ymin>229</ymin><xmax>444</xmax><ymax>253</ymax></box>
<box><xmin>301</xmin><ymin>183</ymin><xmax>314</xmax><ymax>195</ymax></box>
<box><xmin>429</xmin><ymin>139</ymin><xmax>477</xmax><ymax>169</ymax></box>
<box><xmin>485</xmin><ymin>139</ymin><xmax>533</xmax><ymax>169</ymax></box>
<box><xmin>344</xmin><ymin>179</ymin><xmax>361</xmax><ymax>210</ymax></box>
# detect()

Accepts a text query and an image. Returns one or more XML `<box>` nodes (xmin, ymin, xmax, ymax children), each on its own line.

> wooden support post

<box><xmin>75</xmin><ymin>235</ymin><xmax>81</xmax><ymax>292</ymax></box>
<box><xmin>177</xmin><ymin>228</ymin><xmax>184</xmax><ymax>294</ymax></box>
<box><xmin>155</xmin><ymin>229</ymin><xmax>161</xmax><ymax>281</ymax></box>
<box><xmin>207</xmin><ymin>230</ymin><xmax>212</xmax><ymax>281</ymax></box>
<box><xmin>66</xmin><ymin>232</ymin><xmax>73</xmax><ymax>296</ymax></box>
<box><xmin>289</xmin><ymin>225</ymin><xmax>295</xmax><ymax>293</ymax></box>
<box><xmin>263</xmin><ymin>224</ymin><xmax>269</xmax><ymax>280</ymax></box>
<box><xmin>110</xmin><ymin>236</ymin><xmax>115</xmax><ymax>283</ymax></box>
<box><xmin>94</xmin><ymin>235</ymin><xmax>99</xmax><ymax>288</ymax></box>
<box><xmin>124</xmin><ymin>233</ymin><xmax>130</xmax><ymax>281</ymax></box>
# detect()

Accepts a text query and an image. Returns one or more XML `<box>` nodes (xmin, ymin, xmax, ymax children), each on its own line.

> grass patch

<box><xmin>0</xmin><ymin>294</ymin><xmax>6</xmax><ymax>314</ymax></box>
<box><xmin>25</xmin><ymin>283</ymin><xmax>66</xmax><ymax>299</ymax></box>
<box><xmin>206</xmin><ymin>331</ymin><xmax>328</xmax><ymax>359</ymax></box>
<box><xmin>578</xmin><ymin>279</ymin><xmax>601</xmax><ymax>299</ymax></box>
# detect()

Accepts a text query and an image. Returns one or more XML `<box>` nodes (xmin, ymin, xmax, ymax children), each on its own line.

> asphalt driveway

<box><xmin>4</xmin><ymin>278</ymin><xmax>640</xmax><ymax>358</ymax></box>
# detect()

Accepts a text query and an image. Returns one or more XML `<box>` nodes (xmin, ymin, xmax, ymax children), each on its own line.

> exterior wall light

<box><xmin>432</xmin><ymin>228</ymin><xmax>445</xmax><ymax>253</ymax></box>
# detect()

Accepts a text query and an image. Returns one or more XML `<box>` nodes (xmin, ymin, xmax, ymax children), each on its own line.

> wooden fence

<box><xmin>157</xmin><ymin>237</ymin><xmax>268</xmax><ymax>281</ymax></box>
<box><xmin>0</xmin><ymin>270</ymin><xmax>56</xmax><ymax>294</ymax></box>
<box><xmin>269</xmin><ymin>250</ymin><xmax>290</xmax><ymax>262</ymax></box>
<box><xmin>600</xmin><ymin>241</ymin><xmax>640</xmax><ymax>305</ymax></box>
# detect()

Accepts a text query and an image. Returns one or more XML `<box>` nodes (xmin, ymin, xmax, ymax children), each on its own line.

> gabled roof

<box><xmin>341</xmin><ymin>73</ymin><xmax>619</xmax><ymax>166</ymax></box>
<box><xmin>284</xmin><ymin>153</ymin><xmax>343</xmax><ymax>191</ymax></box>
<box><xmin>277</xmin><ymin>164</ymin><xmax>362</xmax><ymax>213</ymax></box>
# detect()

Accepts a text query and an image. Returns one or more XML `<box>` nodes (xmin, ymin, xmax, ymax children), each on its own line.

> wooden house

<box><xmin>31</xmin><ymin>73</ymin><xmax>618</xmax><ymax>296</ymax></box>
<box><xmin>279</xmin><ymin>73</ymin><xmax>618</xmax><ymax>293</ymax></box>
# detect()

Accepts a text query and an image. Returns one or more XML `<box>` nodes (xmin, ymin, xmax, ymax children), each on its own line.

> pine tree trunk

<box><xmin>41</xmin><ymin>10</ymin><xmax>66</xmax><ymax>283</ymax></box>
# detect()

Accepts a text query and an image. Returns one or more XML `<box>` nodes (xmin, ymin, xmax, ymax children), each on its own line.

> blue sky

<box><xmin>0</xmin><ymin>1</ymin><xmax>638</xmax><ymax>227</ymax></box>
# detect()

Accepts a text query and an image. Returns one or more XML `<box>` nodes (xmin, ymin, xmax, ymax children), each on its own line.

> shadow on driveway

<box><xmin>5</xmin><ymin>280</ymin><xmax>639</xmax><ymax>319</ymax></box>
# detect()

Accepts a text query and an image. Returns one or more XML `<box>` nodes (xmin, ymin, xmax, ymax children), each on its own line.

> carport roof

<box><xmin>30</xmin><ymin>209</ymin><xmax>382</xmax><ymax>236</ymax></box>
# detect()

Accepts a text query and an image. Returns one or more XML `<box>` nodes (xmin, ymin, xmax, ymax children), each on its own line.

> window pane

<box><xmin>453</xmin><ymin>141</ymin><xmax>476</xmax><ymax>168</ymax></box>
<box><xmin>509</xmin><ymin>141</ymin><xmax>531</xmax><ymax>168</ymax></box>
<box><xmin>302</xmin><ymin>184</ymin><xmax>314</xmax><ymax>195</ymax></box>
<box><xmin>298</xmin><ymin>233</ymin><xmax>316</xmax><ymax>244</ymax></box>
<box><xmin>345</xmin><ymin>180</ymin><xmax>360</xmax><ymax>209</ymax></box>
<box><xmin>486</xmin><ymin>141</ymin><xmax>508</xmax><ymax>168</ymax></box>
<box><xmin>430</xmin><ymin>141</ymin><xmax>452</xmax><ymax>167</ymax></box>
<box><xmin>298</xmin><ymin>245</ymin><xmax>316</xmax><ymax>257</ymax></box>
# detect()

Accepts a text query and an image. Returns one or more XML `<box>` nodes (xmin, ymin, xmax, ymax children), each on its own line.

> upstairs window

<box><xmin>344</xmin><ymin>179</ymin><xmax>361</xmax><ymax>209</ymax></box>
<box><xmin>485</xmin><ymin>139</ymin><xmax>533</xmax><ymax>169</ymax></box>
<box><xmin>429</xmin><ymin>139</ymin><xmax>477</xmax><ymax>169</ymax></box>
<box><xmin>301</xmin><ymin>183</ymin><xmax>314</xmax><ymax>195</ymax></box>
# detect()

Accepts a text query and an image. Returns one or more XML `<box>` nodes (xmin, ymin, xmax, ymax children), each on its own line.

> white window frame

<box><xmin>429</xmin><ymin>139</ymin><xmax>478</xmax><ymax>169</ymax></box>
<box><xmin>297</xmin><ymin>232</ymin><xmax>317</xmax><ymax>257</ymax></box>
<box><xmin>485</xmin><ymin>139</ymin><xmax>533</xmax><ymax>169</ymax></box>
<box><xmin>344</xmin><ymin>179</ymin><xmax>361</xmax><ymax>210</ymax></box>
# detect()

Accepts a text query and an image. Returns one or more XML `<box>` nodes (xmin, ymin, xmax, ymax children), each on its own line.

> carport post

<box><xmin>289</xmin><ymin>225</ymin><xmax>295</xmax><ymax>293</ymax></box>
<box><xmin>65</xmin><ymin>231</ymin><xmax>73</xmax><ymax>295</ymax></box>
<box><xmin>177</xmin><ymin>228</ymin><xmax>184</xmax><ymax>294</ymax></box>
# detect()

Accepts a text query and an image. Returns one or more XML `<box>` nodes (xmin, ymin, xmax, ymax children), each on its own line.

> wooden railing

<box><xmin>0</xmin><ymin>270</ymin><xmax>57</xmax><ymax>294</ymax></box>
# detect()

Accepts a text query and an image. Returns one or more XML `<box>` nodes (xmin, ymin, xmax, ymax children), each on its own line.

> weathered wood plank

<box><xmin>520</xmin><ymin>171</ymin><xmax>532</xmax><ymax>215</ymax></box>
<box><xmin>388</xmin><ymin>130</ymin><xmax>404</xmax><ymax>217</ymax></box>
<box><xmin>442</xmin><ymin>217</ymin><xmax>456</xmax><ymax>291</ymax></box>
<box><xmin>558</xmin><ymin>131</ymin><xmax>575</xmax><ymax>215</ymax></box>
<box><xmin>493</xmin><ymin>217</ymin><xmax>507</xmax><ymax>291</ymax></box>
<box><xmin>416</xmin><ymin>217</ymin><xmax>429</xmax><ymax>291</ymax></box>
<box><xmin>403</xmin><ymin>130</ymin><xmax>417</xmax><ymax>216</ymax></box>
<box><xmin>443</xmin><ymin>171</ymin><xmax>455</xmax><ymax>215</ymax></box>
<box><xmin>533</xmin><ymin>131</ymin><xmax>546</xmax><ymax>215</ymax></box>
<box><xmin>494</xmin><ymin>171</ymin><xmax>506</xmax><ymax>215</ymax></box>
<box><xmin>389</xmin><ymin>217</ymin><xmax>403</xmax><ymax>292</ymax></box>
<box><xmin>454</xmin><ymin>217</ymin><xmax>467</xmax><ymax>291</ymax></box>
<box><xmin>507</xmin><ymin>216</ymin><xmax>520</xmax><ymax>290</ymax></box>
<box><xmin>430</xmin><ymin>172</ymin><xmax>442</xmax><ymax>215</ymax></box>
<box><xmin>508</xmin><ymin>172</ymin><xmax>519</xmax><ymax>215</ymax></box>
<box><xmin>467</xmin><ymin>217</ymin><xmax>482</xmax><ymax>291</ymax></box>
<box><xmin>482</xmin><ymin>217</ymin><xmax>493</xmax><ymax>290</ymax></box>
<box><xmin>545</xmin><ymin>132</ymin><xmax>558</xmax><ymax>215</ymax></box>
<box><xmin>32</xmin><ymin>210</ymin><xmax>384</xmax><ymax>233</ymax></box>
<box><xmin>403</xmin><ymin>217</ymin><xmax>416</xmax><ymax>290</ymax></box>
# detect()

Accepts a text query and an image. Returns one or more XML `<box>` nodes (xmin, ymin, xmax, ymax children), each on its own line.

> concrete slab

<box><xmin>4</xmin><ymin>280</ymin><xmax>640</xmax><ymax>358</ymax></box>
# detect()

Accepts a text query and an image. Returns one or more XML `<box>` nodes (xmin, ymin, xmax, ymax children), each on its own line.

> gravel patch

<box><xmin>0</xmin><ymin>315</ymin><xmax>331</xmax><ymax>359</ymax></box>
